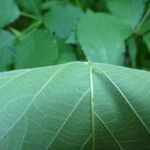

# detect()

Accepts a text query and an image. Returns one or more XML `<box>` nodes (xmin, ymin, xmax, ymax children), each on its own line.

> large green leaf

<box><xmin>0</xmin><ymin>0</ymin><xmax>20</xmax><ymax>28</ymax></box>
<box><xmin>44</xmin><ymin>4</ymin><xmax>83</xmax><ymax>43</ymax></box>
<box><xmin>106</xmin><ymin>0</ymin><xmax>146</xmax><ymax>28</ymax></box>
<box><xmin>0</xmin><ymin>62</ymin><xmax>150</xmax><ymax>149</ymax></box>
<box><xmin>15</xmin><ymin>30</ymin><xmax>59</xmax><ymax>69</ymax></box>
<box><xmin>77</xmin><ymin>11</ymin><xmax>133</xmax><ymax>65</ymax></box>
<box><xmin>0</xmin><ymin>30</ymin><xmax>15</xmax><ymax>71</ymax></box>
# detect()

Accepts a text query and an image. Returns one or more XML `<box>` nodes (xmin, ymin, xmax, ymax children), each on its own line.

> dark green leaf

<box><xmin>143</xmin><ymin>32</ymin><xmax>150</xmax><ymax>52</ymax></box>
<box><xmin>127</xmin><ymin>38</ymin><xmax>137</xmax><ymax>67</ymax></box>
<box><xmin>19</xmin><ymin>0</ymin><xmax>42</xmax><ymax>16</ymax></box>
<box><xmin>55</xmin><ymin>39</ymin><xmax>77</xmax><ymax>64</ymax></box>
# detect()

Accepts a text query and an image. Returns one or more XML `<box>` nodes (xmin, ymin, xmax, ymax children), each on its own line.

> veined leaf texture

<box><xmin>0</xmin><ymin>62</ymin><xmax>149</xmax><ymax>150</ymax></box>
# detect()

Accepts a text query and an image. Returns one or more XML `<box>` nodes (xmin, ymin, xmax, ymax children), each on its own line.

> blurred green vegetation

<box><xmin>0</xmin><ymin>0</ymin><xmax>150</xmax><ymax>71</ymax></box>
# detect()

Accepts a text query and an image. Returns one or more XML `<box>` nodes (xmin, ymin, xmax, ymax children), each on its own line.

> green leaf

<box><xmin>106</xmin><ymin>0</ymin><xmax>146</xmax><ymax>28</ymax></box>
<box><xmin>127</xmin><ymin>38</ymin><xmax>137</xmax><ymax>67</ymax></box>
<box><xmin>0</xmin><ymin>30</ymin><xmax>15</xmax><ymax>71</ymax></box>
<box><xmin>42</xmin><ymin>0</ymin><xmax>66</xmax><ymax>10</ymax></box>
<box><xmin>0</xmin><ymin>0</ymin><xmax>20</xmax><ymax>28</ymax></box>
<box><xmin>0</xmin><ymin>62</ymin><xmax>150</xmax><ymax>149</ymax></box>
<box><xmin>143</xmin><ymin>32</ymin><xmax>150</xmax><ymax>52</ymax></box>
<box><xmin>44</xmin><ymin>4</ymin><xmax>83</xmax><ymax>43</ymax></box>
<box><xmin>77</xmin><ymin>11</ymin><xmax>133</xmax><ymax>65</ymax></box>
<box><xmin>15</xmin><ymin>30</ymin><xmax>59</xmax><ymax>69</ymax></box>
<box><xmin>55</xmin><ymin>39</ymin><xmax>77</xmax><ymax>64</ymax></box>
<box><xmin>19</xmin><ymin>0</ymin><xmax>42</xmax><ymax>16</ymax></box>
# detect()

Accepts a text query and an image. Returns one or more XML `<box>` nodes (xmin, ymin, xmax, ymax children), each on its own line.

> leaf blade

<box><xmin>0</xmin><ymin>62</ymin><xmax>150</xmax><ymax>149</ymax></box>
<box><xmin>77</xmin><ymin>11</ymin><xmax>133</xmax><ymax>65</ymax></box>
<box><xmin>0</xmin><ymin>0</ymin><xmax>20</xmax><ymax>28</ymax></box>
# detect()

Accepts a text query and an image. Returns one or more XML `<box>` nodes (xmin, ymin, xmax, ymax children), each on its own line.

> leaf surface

<box><xmin>55</xmin><ymin>39</ymin><xmax>77</xmax><ymax>64</ymax></box>
<box><xmin>0</xmin><ymin>0</ymin><xmax>20</xmax><ymax>28</ymax></box>
<box><xmin>44</xmin><ymin>4</ymin><xmax>83</xmax><ymax>43</ymax></box>
<box><xmin>77</xmin><ymin>11</ymin><xmax>132</xmax><ymax>65</ymax></box>
<box><xmin>0</xmin><ymin>30</ymin><xmax>15</xmax><ymax>71</ymax></box>
<box><xmin>15</xmin><ymin>30</ymin><xmax>59</xmax><ymax>69</ymax></box>
<box><xmin>106</xmin><ymin>0</ymin><xmax>146</xmax><ymax>28</ymax></box>
<box><xmin>0</xmin><ymin>62</ymin><xmax>150</xmax><ymax>150</ymax></box>
<box><xmin>19</xmin><ymin>0</ymin><xmax>42</xmax><ymax>15</ymax></box>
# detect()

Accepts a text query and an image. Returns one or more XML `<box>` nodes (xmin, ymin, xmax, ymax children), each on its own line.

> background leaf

<box><xmin>127</xmin><ymin>38</ymin><xmax>137</xmax><ymax>67</ymax></box>
<box><xmin>143</xmin><ymin>32</ymin><xmax>150</xmax><ymax>52</ymax></box>
<box><xmin>0</xmin><ymin>30</ymin><xmax>15</xmax><ymax>71</ymax></box>
<box><xmin>15</xmin><ymin>30</ymin><xmax>59</xmax><ymax>69</ymax></box>
<box><xmin>77</xmin><ymin>11</ymin><xmax>133</xmax><ymax>65</ymax></box>
<box><xmin>0</xmin><ymin>0</ymin><xmax>20</xmax><ymax>28</ymax></box>
<box><xmin>106</xmin><ymin>0</ymin><xmax>146</xmax><ymax>28</ymax></box>
<box><xmin>0</xmin><ymin>62</ymin><xmax>149</xmax><ymax>149</ymax></box>
<box><xmin>0</xmin><ymin>0</ymin><xmax>149</xmax><ymax>70</ymax></box>
<box><xmin>18</xmin><ymin>0</ymin><xmax>42</xmax><ymax>16</ymax></box>
<box><xmin>44</xmin><ymin>4</ymin><xmax>83</xmax><ymax>43</ymax></box>
<box><xmin>55</xmin><ymin>39</ymin><xmax>77</xmax><ymax>64</ymax></box>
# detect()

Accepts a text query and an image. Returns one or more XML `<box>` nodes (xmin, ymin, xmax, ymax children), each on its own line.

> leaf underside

<box><xmin>0</xmin><ymin>62</ymin><xmax>150</xmax><ymax>150</ymax></box>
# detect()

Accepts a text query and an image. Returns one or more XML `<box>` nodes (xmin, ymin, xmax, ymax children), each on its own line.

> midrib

<box><xmin>88</xmin><ymin>62</ymin><xmax>95</xmax><ymax>150</ymax></box>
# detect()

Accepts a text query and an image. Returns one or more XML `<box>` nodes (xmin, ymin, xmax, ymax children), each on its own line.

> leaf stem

<box><xmin>9</xmin><ymin>27</ymin><xmax>22</xmax><ymax>37</ymax></box>
<box><xmin>135</xmin><ymin>7</ymin><xmax>150</xmax><ymax>34</ymax></box>
<box><xmin>9</xmin><ymin>27</ymin><xmax>22</xmax><ymax>41</ymax></box>
<box><xmin>23</xmin><ymin>20</ymin><xmax>42</xmax><ymax>33</ymax></box>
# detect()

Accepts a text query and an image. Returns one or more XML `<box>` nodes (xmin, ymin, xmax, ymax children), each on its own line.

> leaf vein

<box><xmin>0</xmin><ymin>64</ymin><xmax>66</xmax><ymax>141</ymax></box>
<box><xmin>46</xmin><ymin>88</ymin><xmax>90</xmax><ymax>149</ymax></box>
<box><xmin>94</xmin><ymin>112</ymin><xmax>124</xmax><ymax>150</ymax></box>
<box><xmin>101</xmin><ymin>70</ymin><xmax>150</xmax><ymax>135</ymax></box>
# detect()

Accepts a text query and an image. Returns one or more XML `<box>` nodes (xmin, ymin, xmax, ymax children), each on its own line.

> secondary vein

<box><xmin>94</xmin><ymin>112</ymin><xmax>124</xmax><ymax>150</ymax></box>
<box><xmin>101</xmin><ymin>70</ymin><xmax>150</xmax><ymax>135</ymax></box>
<box><xmin>0</xmin><ymin>64</ymin><xmax>67</xmax><ymax>141</ymax></box>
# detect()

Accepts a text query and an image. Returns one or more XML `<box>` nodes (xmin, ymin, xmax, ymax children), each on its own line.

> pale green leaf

<box><xmin>0</xmin><ymin>30</ymin><xmax>15</xmax><ymax>71</ymax></box>
<box><xmin>15</xmin><ymin>30</ymin><xmax>59</xmax><ymax>69</ymax></box>
<box><xmin>77</xmin><ymin>11</ymin><xmax>133</xmax><ymax>65</ymax></box>
<box><xmin>44</xmin><ymin>4</ymin><xmax>83</xmax><ymax>43</ymax></box>
<box><xmin>0</xmin><ymin>62</ymin><xmax>150</xmax><ymax>149</ymax></box>
<box><xmin>0</xmin><ymin>0</ymin><xmax>20</xmax><ymax>28</ymax></box>
<box><xmin>106</xmin><ymin>0</ymin><xmax>146</xmax><ymax>28</ymax></box>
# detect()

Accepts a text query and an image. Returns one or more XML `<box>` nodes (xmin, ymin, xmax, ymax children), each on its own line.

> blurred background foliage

<box><xmin>0</xmin><ymin>0</ymin><xmax>150</xmax><ymax>71</ymax></box>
